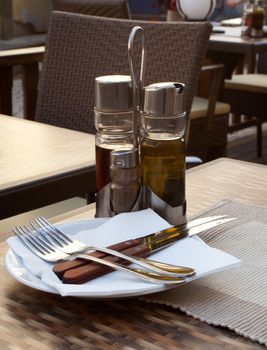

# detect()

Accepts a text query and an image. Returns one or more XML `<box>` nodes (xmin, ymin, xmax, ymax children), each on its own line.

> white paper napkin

<box><xmin>7</xmin><ymin>209</ymin><xmax>240</xmax><ymax>298</ymax></box>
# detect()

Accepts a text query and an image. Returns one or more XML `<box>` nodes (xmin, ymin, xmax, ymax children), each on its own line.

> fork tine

<box><xmin>33</xmin><ymin>219</ymin><xmax>64</xmax><ymax>245</ymax></box>
<box><xmin>16</xmin><ymin>226</ymin><xmax>47</xmax><ymax>254</ymax></box>
<box><xmin>13</xmin><ymin>226</ymin><xmax>48</xmax><ymax>256</ymax></box>
<box><xmin>19</xmin><ymin>225</ymin><xmax>55</xmax><ymax>254</ymax></box>
<box><xmin>31</xmin><ymin>221</ymin><xmax>65</xmax><ymax>247</ymax></box>
<box><xmin>36</xmin><ymin>217</ymin><xmax>72</xmax><ymax>244</ymax></box>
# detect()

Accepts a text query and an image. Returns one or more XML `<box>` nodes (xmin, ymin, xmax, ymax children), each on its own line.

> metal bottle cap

<box><xmin>110</xmin><ymin>148</ymin><xmax>138</xmax><ymax>169</ymax></box>
<box><xmin>95</xmin><ymin>75</ymin><xmax>133</xmax><ymax>112</ymax></box>
<box><xmin>143</xmin><ymin>82</ymin><xmax>185</xmax><ymax>116</ymax></box>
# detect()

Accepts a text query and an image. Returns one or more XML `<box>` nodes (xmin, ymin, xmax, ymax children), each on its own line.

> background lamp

<box><xmin>176</xmin><ymin>0</ymin><xmax>216</xmax><ymax>20</ymax></box>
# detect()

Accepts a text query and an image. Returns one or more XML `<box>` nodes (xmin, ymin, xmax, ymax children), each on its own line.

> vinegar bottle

<box><xmin>140</xmin><ymin>82</ymin><xmax>187</xmax><ymax>225</ymax></box>
<box><xmin>94</xmin><ymin>75</ymin><xmax>135</xmax><ymax>217</ymax></box>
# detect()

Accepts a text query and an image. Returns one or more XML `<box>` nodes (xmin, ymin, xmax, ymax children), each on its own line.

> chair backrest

<box><xmin>52</xmin><ymin>0</ymin><xmax>131</xmax><ymax>18</ymax></box>
<box><xmin>36</xmin><ymin>11</ymin><xmax>211</xmax><ymax>137</ymax></box>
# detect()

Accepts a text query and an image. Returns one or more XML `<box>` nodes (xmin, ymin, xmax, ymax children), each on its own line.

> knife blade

<box><xmin>141</xmin><ymin>217</ymin><xmax>235</xmax><ymax>252</ymax></box>
<box><xmin>53</xmin><ymin>215</ymin><xmax>236</xmax><ymax>284</ymax></box>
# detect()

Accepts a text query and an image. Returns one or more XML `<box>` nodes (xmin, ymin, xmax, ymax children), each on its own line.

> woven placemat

<box><xmin>141</xmin><ymin>200</ymin><xmax>267</xmax><ymax>347</ymax></box>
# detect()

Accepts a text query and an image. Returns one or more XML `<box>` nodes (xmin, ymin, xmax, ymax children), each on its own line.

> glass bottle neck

<box><xmin>141</xmin><ymin>112</ymin><xmax>186</xmax><ymax>140</ymax></box>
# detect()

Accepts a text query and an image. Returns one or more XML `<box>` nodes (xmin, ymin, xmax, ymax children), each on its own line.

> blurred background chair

<box><xmin>5</xmin><ymin>2</ymin><xmax>229</xmax><ymax>163</ymax></box>
<box><xmin>52</xmin><ymin>0</ymin><xmax>131</xmax><ymax>18</ymax></box>
<box><xmin>223</xmin><ymin>53</ymin><xmax>267</xmax><ymax>157</ymax></box>
<box><xmin>35</xmin><ymin>11</ymin><xmax>212</xmax><ymax>144</ymax></box>
<box><xmin>187</xmin><ymin>64</ymin><xmax>230</xmax><ymax>162</ymax></box>
<box><xmin>0</xmin><ymin>0</ymin><xmax>130</xmax><ymax>120</ymax></box>
<box><xmin>0</xmin><ymin>46</ymin><xmax>44</xmax><ymax>119</ymax></box>
<box><xmin>0</xmin><ymin>0</ymin><xmax>47</xmax><ymax>119</ymax></box>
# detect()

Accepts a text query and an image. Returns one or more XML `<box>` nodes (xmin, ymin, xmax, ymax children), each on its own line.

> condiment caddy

<box><xmin>94</xmin><ymin>26</ymin><xmax>187</xmax><ymax>225</ymax></box>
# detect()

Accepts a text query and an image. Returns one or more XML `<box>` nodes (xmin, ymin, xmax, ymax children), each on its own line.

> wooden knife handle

<box><xmin>61</xmin><ymin>243</ymin><xmax>151</xmax><ymax>284</ymax></box>
<box><xmin>53</xmin><ymin>239</ymin><xmax>141</xmax><ymax>278</ymax></box>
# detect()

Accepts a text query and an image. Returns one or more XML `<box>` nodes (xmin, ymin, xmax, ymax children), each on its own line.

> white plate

<box><xmin>5</xmin><ymin>218</ymin><xmax>173</xmax><ymax>298</ymax></box>
<box><xmin>5</xmin><ymin>249</ymin><xmax>57</xmax><ymax>294</ymax></box>
<box><xmin>5</xmin><ymin>216</ymin><xmax>240</xmax><ymax>299</ymax></box>
<box><xmin>4</xmin><ymin>219</ymin><xmax>108</xmax><ymax>296</ymax></box>
<box><xmin>4</xmin><ymin>217</ymin><xmax>174</xmax><ymax>299</ymax></box>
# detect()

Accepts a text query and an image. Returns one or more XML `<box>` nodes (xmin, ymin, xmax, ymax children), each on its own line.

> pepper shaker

<box><xmin>110</xmin><ymin>148</ymin><xmax>140</xmax><ymax>215</ymax></box>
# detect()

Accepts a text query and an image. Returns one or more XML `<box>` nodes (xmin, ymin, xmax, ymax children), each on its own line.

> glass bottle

<box><xmin>250</xmin><ymin>0</ymin><xmax>265</xmax><ymax>37</ymax></box>
<box><xmin>242</xmin><ymin>0</ymin><xmax>265</xmax><ymax>37</ymax></box>
<box><xmin>140</xmin><ymin>82</ymin><xmax>187</xmax><ymax>225</ymax></box>
<box><xmin>94</xmin><ymin>75</ymin><xmax>135</xmax><ymax>217</ymax></box>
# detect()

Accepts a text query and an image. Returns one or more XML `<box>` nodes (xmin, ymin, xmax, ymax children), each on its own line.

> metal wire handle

<box><xmin>128</xmin><ymin>26</ymin><xmax>146</xmax><ymax>148</ymax></box>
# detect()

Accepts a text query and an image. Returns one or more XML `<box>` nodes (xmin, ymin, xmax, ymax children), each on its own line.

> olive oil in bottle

<box><xmin>140</xmin><ymin>82</ymin><xmax>186</xmax><ymax>225</ymax></box>
<box><xmin>141</xmin><ymin>137</ymin><xmax>185</xmax><ymax>207</ymax></box>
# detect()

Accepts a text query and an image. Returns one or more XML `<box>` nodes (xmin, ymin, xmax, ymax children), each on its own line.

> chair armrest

<box><xmin>198</xmin><ymin>64</ymin><xmax>225</xmax><ymax>129</ymax></box>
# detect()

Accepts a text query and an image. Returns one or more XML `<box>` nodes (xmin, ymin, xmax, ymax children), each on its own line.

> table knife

<box><xmin>53</xmin><ymin>215</ymin><xmax>236</xmax><ymax>284</ymax></box>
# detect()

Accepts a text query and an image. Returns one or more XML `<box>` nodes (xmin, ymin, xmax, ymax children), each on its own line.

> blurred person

<box><xmin>209</xmin><ymin>0</ymin><xmax>246</xmax><ymax>22</ymax></box>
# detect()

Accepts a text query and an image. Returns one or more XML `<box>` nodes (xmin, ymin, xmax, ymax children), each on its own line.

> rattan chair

<box><xmin>187</xmin><ymin>64</ymin><xmax>230</xmax><ymax>161</ymax></box>
<box><xmin>52</xmin><ymin>0</ymin><xmax>131</xmax><ymax>18</ymax></box>
<box><xmin>36</xmin><ymin>11</ymin><xmax>211</xmax><ymax>142</ymax></box>
<box><xmin>223</xmin><ymin>53</ymin><xmax>267</xmax><ymax>157</ymax></box>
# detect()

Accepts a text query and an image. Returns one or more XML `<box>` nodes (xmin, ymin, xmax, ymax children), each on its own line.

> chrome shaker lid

<box><xmin>143</xmin><ymin>82</ymin><xmax>185</xmax><ymax>116</ymax></box>
<box><xmin>110</xmin><ymin>148</ymin><xmax>138</xmax><ymax>169</ymax></box>
<box><xmin>95</xmin><ymin>75</ymin><xmax>133</xmax><ymax>112</ymax></box>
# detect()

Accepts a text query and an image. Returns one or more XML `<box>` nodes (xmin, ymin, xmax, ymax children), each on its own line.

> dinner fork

<box><xmin>13</xmin><ymin>226</ymin><xmax>186</xmax><ymax>285</ymax></box>
<box><xmin>31</xmin><ymin>217</ymin><xmax>195</xmax><ymax>277</ymax></box>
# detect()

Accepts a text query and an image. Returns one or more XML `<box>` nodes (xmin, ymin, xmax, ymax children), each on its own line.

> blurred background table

<box><xmin>0</xmin><ymin>114</ymin><xmax>95</xmax><ymax>219</ymax></box>
<box><xmin>208</xmin><ymin>27</ymin><xmax>267</xmax><ymax>77</ymax></box>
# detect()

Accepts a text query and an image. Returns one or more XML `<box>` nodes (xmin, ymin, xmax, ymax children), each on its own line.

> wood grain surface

<box><xmin>0</xmin><ymin>114</ymin><xmax>95</xmax><ymax>190</ymax></box>
<box><xmin>0</xmin><ymin>114</ymin><xmax>96</xmax><ymax>218</ymax></box>
<box><xmin>1</xmin><ymin>158</ymin><xmax>267</xmax><ymax>349</ymax></box>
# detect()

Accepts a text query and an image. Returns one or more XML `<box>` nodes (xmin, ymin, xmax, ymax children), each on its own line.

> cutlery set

<box><xmin>12</xmin><ymin>215</ymin><xmax>235</xmax><ymax>285</ymax></box>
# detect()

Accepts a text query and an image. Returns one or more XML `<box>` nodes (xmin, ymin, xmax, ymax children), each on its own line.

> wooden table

<box><xmin>208</xmin><ymin>27</ymin><xmax>267</xmax><ymax>77</ymax></box>
<box><xmin>1</xmin><ymin>158</ymin><xmax>266</xmax><ymax>349</ymax></box>
<box><xmin>0</xmin><ymin>114</ymin><xmax>96</xmax><ymax>219</ymax></box>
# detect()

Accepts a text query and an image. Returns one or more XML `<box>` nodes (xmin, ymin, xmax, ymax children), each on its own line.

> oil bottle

<box><xmin>140</xmin><ymin>82</ymin><xmax>187</xmax><ymax>225</ymax></box>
